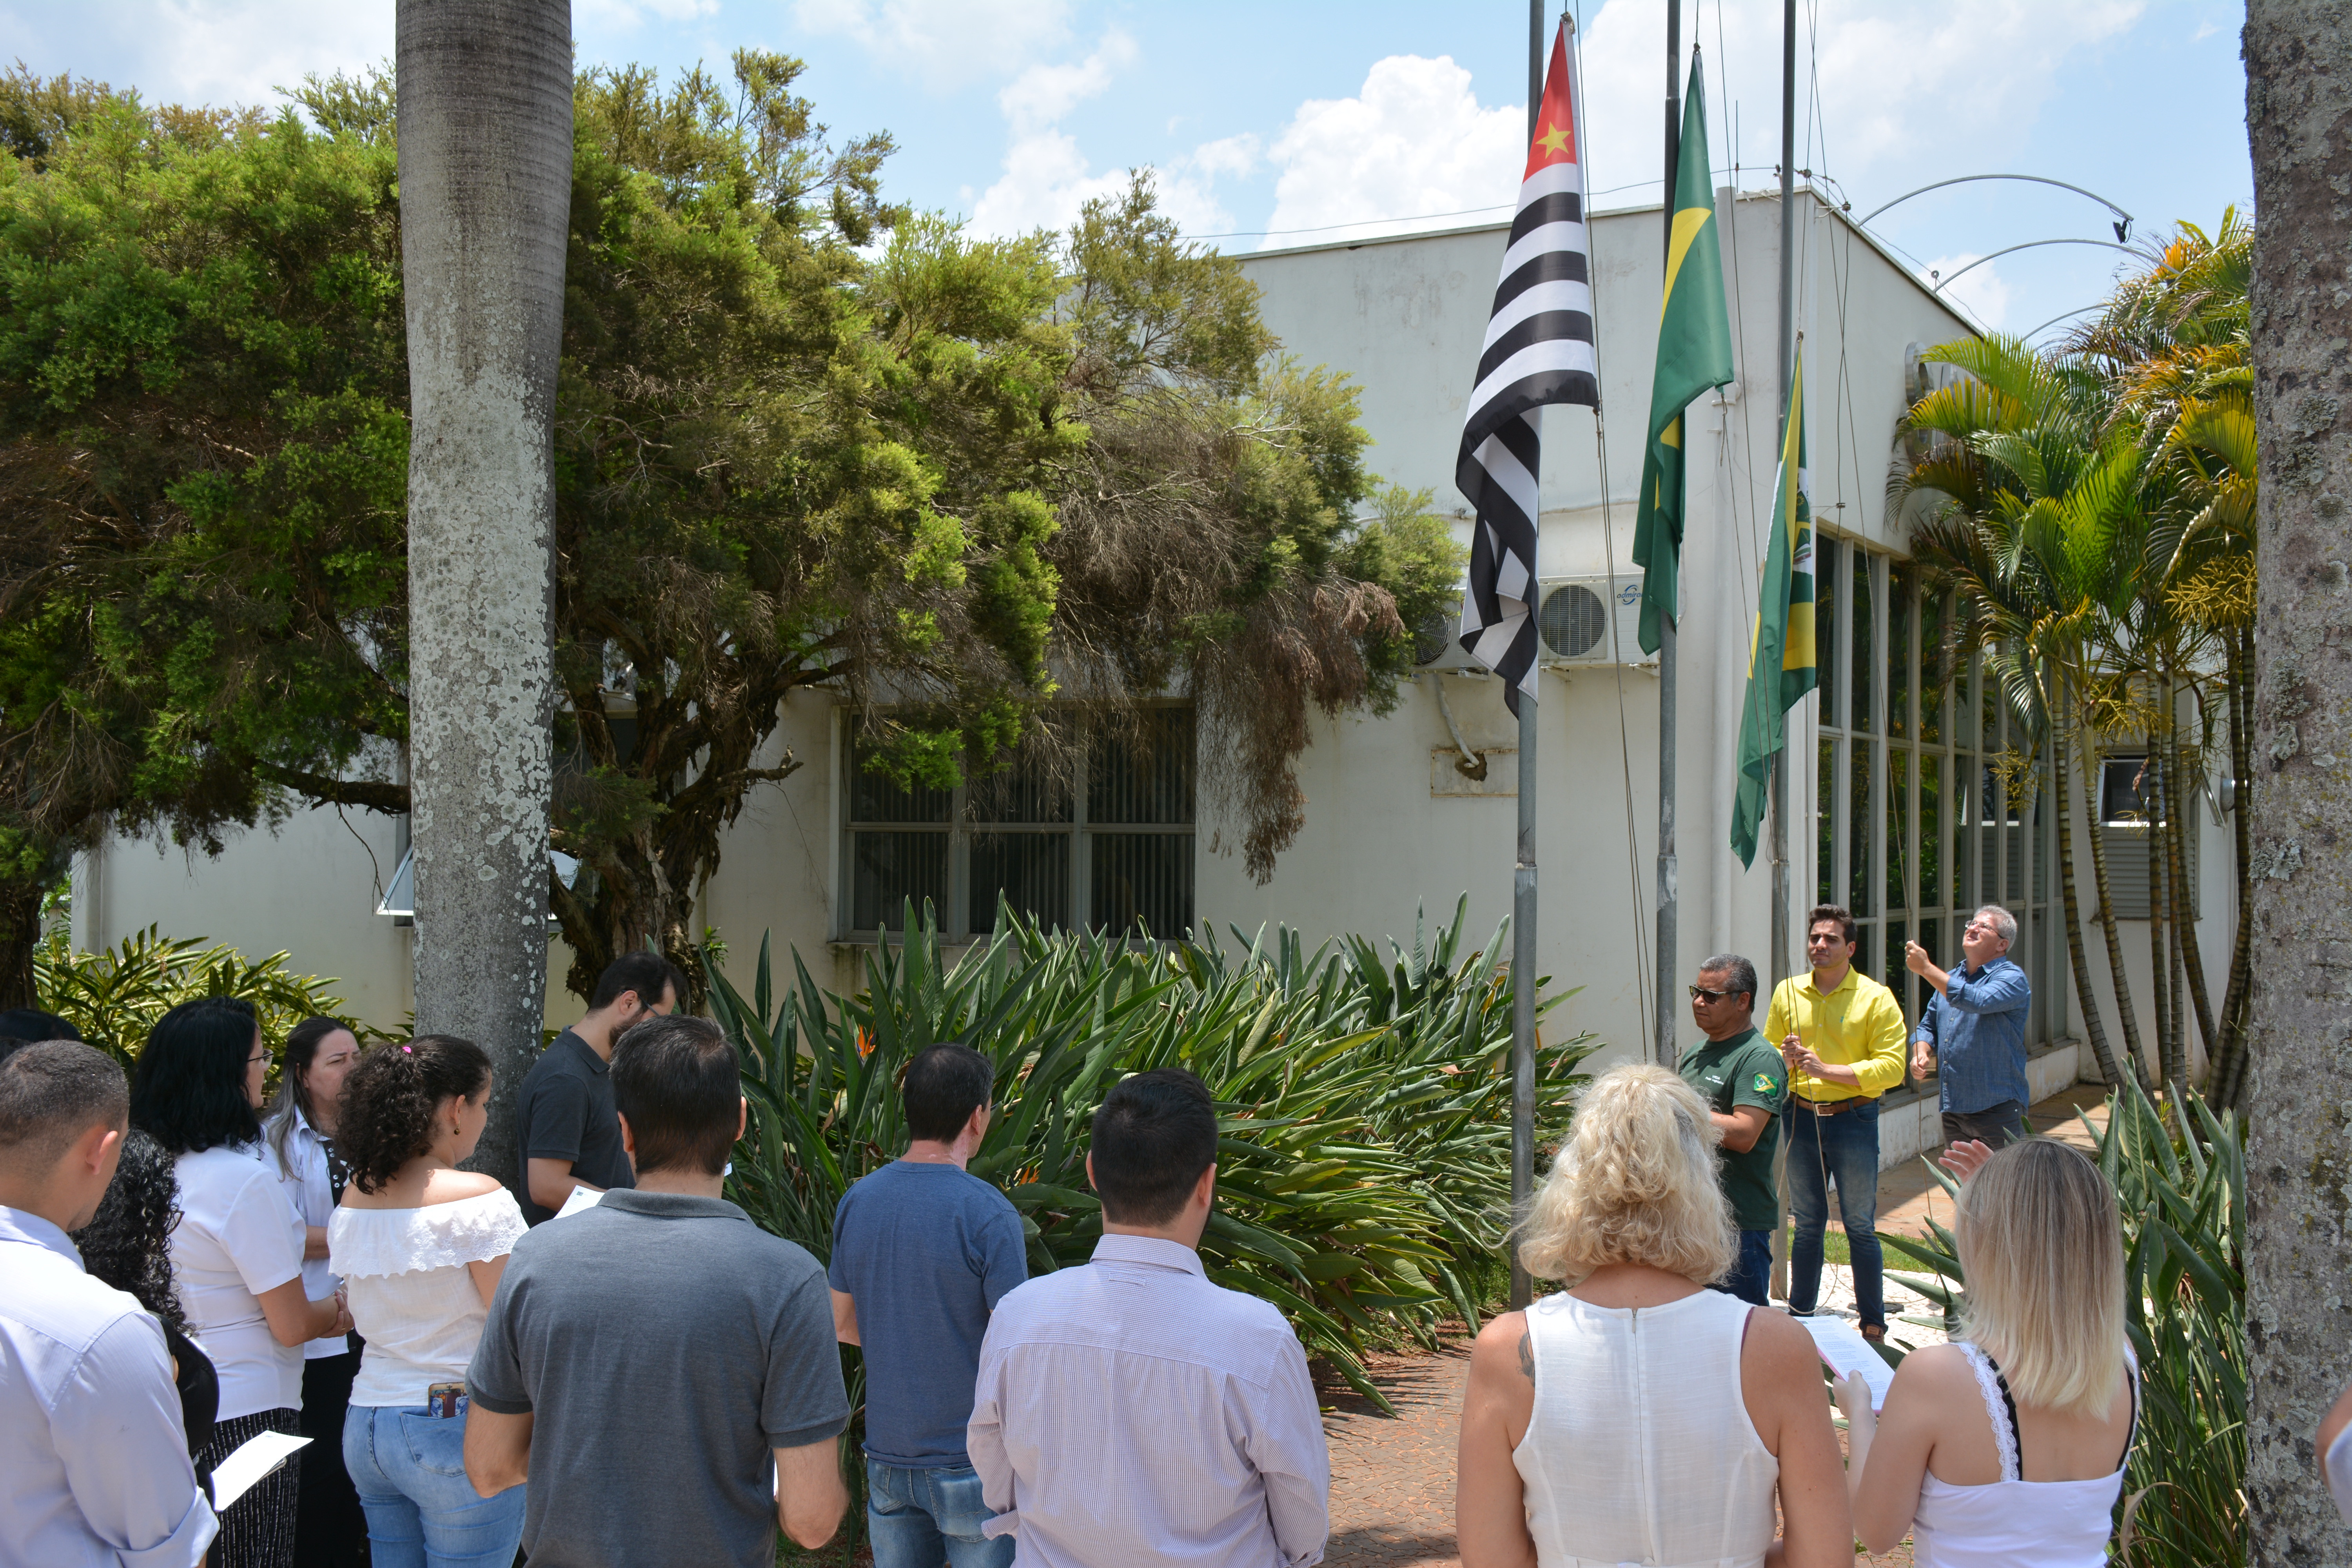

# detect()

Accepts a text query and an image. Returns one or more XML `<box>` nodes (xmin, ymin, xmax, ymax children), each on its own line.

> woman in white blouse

<box><xmin>1455</xmin><ymin>1063</ymin><xmax>1850</xmax><ymax>1568</ymax></box>
<box><xmin>328</xmin><ymin>1034</ymin><xmax>528</xmax><ymax>1568</ymax></box>
<box><xmin>131</xmin><ymin>999</ymin><xmax>354</xmax><ymax>1568</ymax></box>
<box><xmin>1840</xmin><ymin>1137</ymin><xmax>2138</xmax><ymax>1568</ymax></box>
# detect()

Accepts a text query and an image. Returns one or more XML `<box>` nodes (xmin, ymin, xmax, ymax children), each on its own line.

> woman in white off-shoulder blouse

<box><xmin>327</xmin><ymin>1035</ymin><xmax>528</xmax><ymax>1568</ymax></box>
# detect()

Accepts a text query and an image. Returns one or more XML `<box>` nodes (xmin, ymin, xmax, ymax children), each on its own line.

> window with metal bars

<box><xmin>840</xmin><ymin>707</ymin><xmax>1196</xmax><ymax>942</ymax></box>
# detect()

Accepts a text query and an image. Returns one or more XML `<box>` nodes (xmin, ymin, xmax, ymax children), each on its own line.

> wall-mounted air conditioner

<box><xmin>1535</xmin><ymin>576</ymin><xmax>1651</xmax><ymax>668</ymax></box>
<box><xmin>1410</xmin><ymin>605</ymin><xmax>1490</xmax><ymax>674</ymax></box>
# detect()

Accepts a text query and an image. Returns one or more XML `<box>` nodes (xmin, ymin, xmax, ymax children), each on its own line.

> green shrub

<box><xmin>703</xmin><ymin>897</ymin><xmax>1594</xmax><ymax>1411</ymax></box>
<box><xmin>1879</xmin><ymin>1080</ymin><xmax>2245</xmax><ymax>1567</ymax></box>
<box><xmin>33</xmin><ymin>924</ymin><xmax>393</xmax><ymax>1072</ymax></box>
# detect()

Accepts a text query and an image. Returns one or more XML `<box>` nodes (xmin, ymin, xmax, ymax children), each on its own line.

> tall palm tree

<box><xmin>397</xmin><ymin>0</ymin><xmax>573</xmax><ymax>1183</ymax></box>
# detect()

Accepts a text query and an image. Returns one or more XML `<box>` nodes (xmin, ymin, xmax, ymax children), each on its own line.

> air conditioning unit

<box><xmin>1410</xmin><ymin>604</ymin><xmax>1490</xmax><ymax>674</ymax></box>
<box><xmin>1535</xmin><ymin>576</ymin><xmax>1651</xmax><ymax>668</ymax></box>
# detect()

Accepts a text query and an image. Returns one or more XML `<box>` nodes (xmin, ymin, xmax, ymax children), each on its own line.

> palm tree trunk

<box><xmin>2161</xmin><ymin>681</ymin><xmax>2218</xmax><ymax>1071</ymax></box>
<box><xmin>397</xmin><ymin>0</ymin><xmax>573</xmax><ymax>1191</ymax></box>
<box><xmin>2053</xmin><ymin>703</ymin><xmax>2123</xmax><ymax>1085</ymax></box>
<box><xmin>2148</xmin><ymin>768</ymin><xmax>2179</xmax><ymax>1091</ymax></box>
<box><xmin>2212</xmin><ymin>623</ymin><xmax>2256</xmax><ymax>1106</ymax></box>
<box><xmin>2082</xmin><ymin>745</ymin><xmax>2148</xmax><ymax>1086</ymax></box>
<box><xmin>2244</xmin><ymin>7</ymin><xmax>2352</xmax><ymax>1558</ymax></box>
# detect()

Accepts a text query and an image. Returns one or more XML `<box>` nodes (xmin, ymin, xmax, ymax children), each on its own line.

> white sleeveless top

<box><xmin>1513</xmin><ymin>1289</ymin><xmax>1778</xmax><ymax>1568</ymax></box>
<box><xmin>328</xmin><ymin>1188</ymin><xmax>526</xmax><ymax>1407</ymax></box>
<box><xmin>1910</xmin><ymin>1343</ymin><xmax>2136</xmax><ymax>1568</ymax></box>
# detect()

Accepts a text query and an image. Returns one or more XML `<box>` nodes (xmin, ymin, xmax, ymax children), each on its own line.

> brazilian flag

<box><xmin>1630</xmin><ymin>51</ymin><xmax>1735</xmax><ymax>655</ymax></box>
<box><xmin>1731</xmin><ymin>343</ymin><xmax>1819</xmax><ymax>867</ymax></box>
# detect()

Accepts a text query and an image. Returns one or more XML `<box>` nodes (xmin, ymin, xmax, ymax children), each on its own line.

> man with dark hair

<box><xmin>514</xmin><ymin>950</ymin><xmax>683</xmax><ymax>1223</ymax></box>
<box><xmin>829</xmin><ymin>1042</ymin><xmax>1026</xmax><ymax>1568</ymax></box>
<box><xmin>1675</xmin><ymin>953</ymin><xmax>1786</xmax><ymax>1306</ymax></box>
<box><xmin>970</xmin><ymin>1068</ymin><xmax>1328</xmax><ymax>1568</ymax></box>
<box><xmin>0</xmin><ymin>1009</ymin><xmax>82</xmax><ymax>1069</ymax></box>
<box><xmin>465</xmin><ymin>1013</ymin><xmax>851</xmax><ymax>1568</ymax></box>
<box><xmin>1765</xmin><ymin>904</ymin><xmax>1909</xmax><ymax>1343</ymax></box>
<box><xmin>2</xmin><ymin>1040</ymin><xmax>218</xmax><ymax>1567</ymax></box>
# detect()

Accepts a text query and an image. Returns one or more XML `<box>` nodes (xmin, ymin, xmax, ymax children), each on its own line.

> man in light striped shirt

<box><xmin>968</xmin><ymin>1069</ymin><xmax>1330</xmax><ymax>1568</ymax></box>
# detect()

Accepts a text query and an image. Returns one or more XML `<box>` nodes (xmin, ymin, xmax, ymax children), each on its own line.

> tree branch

<box><xmin>252</xmin><ymin>762</ymin><xmax>411</xmax><ymax>815</ymax></box>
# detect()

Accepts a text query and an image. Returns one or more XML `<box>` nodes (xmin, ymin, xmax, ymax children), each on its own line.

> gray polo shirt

<box><xmin>467</xmin><ymin>1190</ymin><xmax>850</xmax><ymax>1568</ymax></box>
<box><xmin>513</xmin><ymin>1029</ymin><xmax>635</xmax><ymax>1224</ymax></box>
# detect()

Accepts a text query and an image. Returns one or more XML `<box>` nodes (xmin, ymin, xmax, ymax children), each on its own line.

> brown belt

<box><xmin>1793</xmin><ymin>1094</ymin><xmax>1870</xmax><ymax>1117</ymax></box>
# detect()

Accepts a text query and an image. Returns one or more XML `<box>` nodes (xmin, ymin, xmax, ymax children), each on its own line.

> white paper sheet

<box><xmin>1798</xmin><ymin>1314</ymin><xmax>1895</xmax><ymax>1412</ymax></box>
<box><xmin>210</xmin><ymin>1431</ymin><xmax>311</xmax><ymax>1512</ymax></box>
<box><xmin>555</xmin><ymin>1185</ymin><xmax>604</xmax><ymax>1219</ymax></box>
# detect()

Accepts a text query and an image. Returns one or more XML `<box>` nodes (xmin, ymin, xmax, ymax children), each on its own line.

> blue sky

<box><xmin>4</xmin><ymin>0</ymin><xmax>2251</xmax><ymax>340</ymax></box>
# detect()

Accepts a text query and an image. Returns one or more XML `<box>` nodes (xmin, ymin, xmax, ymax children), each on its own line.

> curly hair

<box><xmin>71</xmin><ymin>1129</ymin><xmax>189</xmax><ymax>1336</ymax></box>
<box><xmin>1517</xmin><ymin>1063</ymin><xmax>1736</xmax><ymax>1287</ymax></box>
<box><xmin>335</xmin><ymin>1035</ymin><xmax>491</xmax><ymax>1194</ymax></box>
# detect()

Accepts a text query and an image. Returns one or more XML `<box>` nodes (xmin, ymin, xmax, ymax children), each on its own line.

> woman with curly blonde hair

<box><xmin>1455</xmin><ymin>1063</ymin><xmax>1849</xmax><ymax>1568</ymax></box>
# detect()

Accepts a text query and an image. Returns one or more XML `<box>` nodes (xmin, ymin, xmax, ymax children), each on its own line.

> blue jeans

<box><xmin>343</xmin><ymin>1402</ymin><xmax>526</xmax><ymax>1568</ymax></box>
<box><xmin>867</xmin><ymin>1459</ymin><xmax>1014</xmax><ymax>1568</ymax></box>
<box><xmin>1785</xmin><ymin>1096</ymin><xmax>1886</xmax><ymax>1331</ymax></box>
<box><xmin>1713</xmin><ymin>1229</ymin><xmax>1774</xmax><ymax>1306</ymax></box>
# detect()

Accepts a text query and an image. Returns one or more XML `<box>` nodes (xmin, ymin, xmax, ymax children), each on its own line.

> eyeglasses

<box><xmin>1688</xmin><ymin>984</ymin><xmax>1740</xmax><ymax>1001</ymax></box>
<box><xmin>247</xmin><ymin>1053</ymin><xmax>270</xmax><ymax>1066</ymax></box>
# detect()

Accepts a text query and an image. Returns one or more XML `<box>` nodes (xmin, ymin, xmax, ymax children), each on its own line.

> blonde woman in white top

<box><xmin>327</xmin><ymin>1034</ymin><xmax>528</xmax><ymax>1568</ymax></box>
<box><xmin>1840</xmin><ymin>1137</ymin><xmax>2138</xmax><ymax>1567</ymax></box>
<box><xmin>1456</xmin><ymin>1063</ymin><xmax>1851</xmax><ymax>1568</ymax></box>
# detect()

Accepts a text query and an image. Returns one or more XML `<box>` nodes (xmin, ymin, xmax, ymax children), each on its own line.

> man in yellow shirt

<box><xmin>1764</xmin><ymin>904</ymin><xmax>1909</xmax><ymax>1342</ymax></box>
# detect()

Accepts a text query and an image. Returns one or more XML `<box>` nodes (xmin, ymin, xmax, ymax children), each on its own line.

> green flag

<box><xmin>1631</xmin><ymin>51</ymin><xmax>1736</xmax><ymax>655</ymax></box>
<box><xmin>1731</xmin><ymin>344</ymin><xmax>1819</xmax><ymax>868</ymax></box>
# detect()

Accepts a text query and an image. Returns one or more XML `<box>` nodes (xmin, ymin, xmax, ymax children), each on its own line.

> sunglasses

<box><xmin>1687</xmin><ymin>984</ymin><xmax>1741</xmax><ymax>1001</ymax></box>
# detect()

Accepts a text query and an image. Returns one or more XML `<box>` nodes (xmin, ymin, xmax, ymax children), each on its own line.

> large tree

<box><xmin>395</xmin><ymin>0</ymin><xmax>572</xmax><ymax>1173</ymax></box>
<box><xmin>2242</xmin><ymin>4</ymin><xmax>2352</xmax><ymax>1563</ymax></box>
<box><xmin>0</xmin><ymin>58</ymin><xmax>1458</xmax><ymax>1009</ymax></box>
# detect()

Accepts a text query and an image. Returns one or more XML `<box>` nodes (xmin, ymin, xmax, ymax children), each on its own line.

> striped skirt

<box><xmin>200</xmin><ymin>1407</ymin><xmax>302</xmax><ymax>1568</ymax></box>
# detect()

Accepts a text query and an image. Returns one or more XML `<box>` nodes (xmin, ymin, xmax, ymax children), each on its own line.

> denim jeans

<box><xmin>343</xmin><ymin>1401</ymin><xmax>526</xmax><ymax>1568</ymax></box>
<box><xmin>1712</xmin><ymin>1229</ymin><xmax>1774</xmax><ymax>1306</ymax></box>
<box><xmin>1785</xmin><ymin>1096</ymin><xmax>1886</xmax><ymax>1330</ymax></box>
<box><xmin>867</xmin><ymin>1458</ymin><xmax>1014</xmax><ymax>1568</ymax></box>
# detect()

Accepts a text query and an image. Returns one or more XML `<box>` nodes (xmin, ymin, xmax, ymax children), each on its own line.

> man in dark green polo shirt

<box><xmin>1676</xmin><ymin>952</ymin><xmax>1786</xmax><ymax>1305</ymax></box>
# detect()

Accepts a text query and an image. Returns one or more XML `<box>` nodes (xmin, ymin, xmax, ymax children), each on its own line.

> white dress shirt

<box><xmin>0</xmin><ymin>1205</ymin><xmax>218</xmax><ymax>1568</ymax></box>
<box><xmin>969</xmin><ymin>1234</ymin><xmax>1330</xmax><ymax>1568</ymax></box>
<box><xmin>267</xmin><ymin>1108</ymin><xmax>348</xmax><ymax>1359</ymax></box>
<box><xmin>169</xmin><ymin>1143</ymin><xmax>306</xmax><ymax>1420</ymax></box>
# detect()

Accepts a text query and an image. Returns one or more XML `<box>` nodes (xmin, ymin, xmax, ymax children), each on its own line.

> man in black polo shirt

<box><xmin>515</xmin><ymin>952</ymin><xmax>682</xmax><ymax>1224</ymax></box>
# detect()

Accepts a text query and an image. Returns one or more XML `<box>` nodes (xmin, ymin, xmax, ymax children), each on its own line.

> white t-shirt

<box><xmin>330</xmin><ymin>1188</ymin><xmax>527</xmax><ymax>1408</ymax></box>
<box><xmin>266</xmin><ymin>1109</ymin><xmax>348</xmax><ymax>1360</ymax></box>
<box><xmin>169</xmin><ymin>1143</ymin><xmax>307</xmax><ymax>1421</ymax></box>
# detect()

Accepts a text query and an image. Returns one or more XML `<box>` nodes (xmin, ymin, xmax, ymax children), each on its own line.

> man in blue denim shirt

<box><xmin>1906</xmin><ymin>905</ymin><xmax>2033</xmax><ymax>1147</ymax></box>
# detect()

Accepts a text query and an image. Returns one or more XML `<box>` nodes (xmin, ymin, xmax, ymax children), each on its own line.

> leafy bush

<box><xmin>703</xmin><ymin>897</ymin><xmax>1593</xmax><ymax>1408</ymax></box>
<box><xmin>33</xmin><ymin>924</ymin><xmax>392</xmax><ymax>1071</ymax></box>
<box><xmin>1879</xmin><ymin>1080</ymin><xmax>2245</xmax><ymax>1567</ymax></box>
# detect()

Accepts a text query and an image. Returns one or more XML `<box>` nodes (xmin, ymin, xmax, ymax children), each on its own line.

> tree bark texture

<box><xmin>397</xmin><ymin>0</ymin><xmax>571</xmax><ymax>1191</ymax></box>
<box><xmin>2243</xmin><ymin>7</ymin><xmax>2352</xmax><ymax>1562</ymax></box>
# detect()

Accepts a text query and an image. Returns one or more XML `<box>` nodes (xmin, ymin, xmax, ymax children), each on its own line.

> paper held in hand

<box><xmin>210</xmin><ymin>1430</ymin><xmax>312</xmax><ymax>1512</ymax></box>
<box><xmin>1798</xmin><ymin>1314</ymin><xmax>1895</xmax><ymax>1412</ymax></box>
<box><xmin>555</xmin><ymin>1185</ymin><xmax>605</xmax><ymax>1220</ymax></box>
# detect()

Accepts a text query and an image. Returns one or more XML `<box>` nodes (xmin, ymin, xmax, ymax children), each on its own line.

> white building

<box><xmin>73</xmin><ymin>190</ymin><xmax>2236</xmax><ymax>1166</ymax></box>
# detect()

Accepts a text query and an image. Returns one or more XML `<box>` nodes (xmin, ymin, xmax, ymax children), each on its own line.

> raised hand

<box><xmin>1936</xmin><ymin>1139</ymin><xmax>1996</xmax><ymax>1183</ymax></box>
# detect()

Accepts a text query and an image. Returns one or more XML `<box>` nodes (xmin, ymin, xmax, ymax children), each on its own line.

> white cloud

<box><xmin>791</xmin><ymin>0</ymin><xmax>1074</xmax><ymax>87</ymax></box>
<box><xmin>1923</xmin><ymin>252</ymin><xmax>2011</xmax><ymax>329</ymax></box>
<box><xmin>578</xmin><ymin>0</ymin><xmax>720</xmax><ymax>26</ymax></box>
<box><xmin>32</xmin><ymin>0</ymin><xmax>395</xmax><ymax>114</ymax></box>
<box><xmin>998</xmin><ymin>30</ymin><xmax>1136</xmax><ymax>136</ymax></box>
<box><xmin>1260</xmin><ymin>55</ymin><xmax>1524</xmax><ymax>245</ymax></box>
<box><xmin>1573</xmin><ymin>0</ymin><xmax>2145</xmax><ymax>201</ymax></box>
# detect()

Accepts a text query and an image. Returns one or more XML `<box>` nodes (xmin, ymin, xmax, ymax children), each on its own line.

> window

<box><xmin>1811</xmin><ymin>540</ymin><xmax>2063</xmax><ymax>1045</ymax></box>
<box><xmin>840</xmin><ymin>707</ymin><xmax>1196</xmax><ymax>942</ymax></box>
<box><xmin>2092</xmin><ymin>755</ymin><xmax>2198</xmax><ymax>921</ymax></box>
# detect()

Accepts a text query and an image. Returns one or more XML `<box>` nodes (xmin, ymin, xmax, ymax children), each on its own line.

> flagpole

<box><xmin>1652</xmin><ymin>0</ymin><xmax>1683</xmax><ymax>1070</ymax></box>
<box><xmin>1771</xmin><ymin>0</ymin><xmax>1796</xmax><ymax>991</ymax></box>
<box><xmin>1506</xmin><ymin>0</ymin><xmax>1543</xmax><ymax>1316</ymax></box>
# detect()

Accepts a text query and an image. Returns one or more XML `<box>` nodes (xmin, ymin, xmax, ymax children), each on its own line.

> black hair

<box><xmin>265</xmin><ymin>1016</ymin><xmax>358</xmax><ymax>1170</ymax></box>
<box><xmin>590</xmin><ymin>952</ymin><xmax>685</xmax><ymax>1012</ymax></box>
<box><xmin>1089</xmin><ymin>1068</ymin><xmax>1218</xmax><ymax>1226</ymax></box>
<box><xmin>335</xmin><ymin>1036</ymin><xmax>491</xmax><ymax>1194</ymax></box>
<box><xmin>612</xmin><ymin>1013</ymin><xmax>739</xmax><ymax>1176</ymax></box>
<box><xmin>903</xmin><ymin>1043</ymin><xmax>993</xmax><ymax>1144</ymax></box>
<box><xmin>0</xmin><ymin>1039</ymin><xmax>129</xmax><ymax>1169</ymax></box>
<box><xmin>131</xmin><ymin>1000</ymin><xmax>265</xmax><ymax>1155</ymax></box>
<box><xmin>71</xmin><ymin>1129</ymin><xmax>189</xmax><ymax>1336</ymax></box>
<box><xmin>1806</xmin><ymin>904</ymin><xmax>1858</xmax><ymax>947</ymax></box>
<box><xmin>0</xmin><ymin>1007</ymin><xmax>83</xmax><ymax>1047</ymax></box>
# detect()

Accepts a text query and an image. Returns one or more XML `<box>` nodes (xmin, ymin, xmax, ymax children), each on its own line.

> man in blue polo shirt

<box><xmin>1906</xmin><ymin>904</ymin><xmax>2034</xmax><ymax>1147</ymax></box>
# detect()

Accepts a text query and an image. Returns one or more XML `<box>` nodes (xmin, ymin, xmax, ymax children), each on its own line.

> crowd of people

<box><xmin>3</xmin><ymin>923</ymin><xmax>2349</xmax><ymax>1568</ymax></box>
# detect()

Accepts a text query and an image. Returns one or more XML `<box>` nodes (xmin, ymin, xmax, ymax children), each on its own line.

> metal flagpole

<box><xmin>1508</xmin><ymin>0</ymin><xmax>1543</xmax><ymax>1316</ymax></box>
<box><xmin>1769</xmin><ymin>0</ymin><xmax>1799</xmax><ymax>1307</ymax></box>
<box><xmin>1652</xmin><ymin>0</ymin><xmax>1682</xmax><ymax>1070</ymax></box>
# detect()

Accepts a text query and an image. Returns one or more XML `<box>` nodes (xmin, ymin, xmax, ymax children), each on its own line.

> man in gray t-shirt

<box><xmin>466</xmin><ymin>1015</ymin><xmax>850</xmax><ymax>1567</ymax></box>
